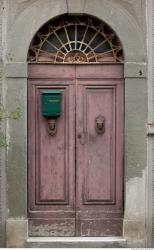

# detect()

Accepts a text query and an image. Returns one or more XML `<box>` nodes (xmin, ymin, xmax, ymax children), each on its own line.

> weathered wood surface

<box><xmin>28</xmin><ymin>64</ymin><xmax>124</xmax><ymax>236</ymax></box>
<box><xmin>76</xmin><ymin>73</ymin><xmax>124</xmax><ymax>236</ymax></box>
<box><xmin>28</xmin><ymin>76</ymin><xmax>76</xmax><ymax>236</ymax></box>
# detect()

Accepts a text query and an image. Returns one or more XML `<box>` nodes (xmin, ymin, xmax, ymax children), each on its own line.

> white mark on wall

<box><xmin>124</xmin><ymin>169</ymin><xmax>145</xmax><ymax>221</ymax></box>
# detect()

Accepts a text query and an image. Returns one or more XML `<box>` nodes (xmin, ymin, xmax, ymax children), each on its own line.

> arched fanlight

<box><xmin>28</xmin><ymin>15</ymin><xmax>124</xmax><ymax>63</ymax></box>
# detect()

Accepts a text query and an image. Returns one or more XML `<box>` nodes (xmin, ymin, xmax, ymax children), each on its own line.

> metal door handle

<box><xmin>77</xmin><ymin>132</ymin><xmax>86</xmax><ymax>145</ymax></box>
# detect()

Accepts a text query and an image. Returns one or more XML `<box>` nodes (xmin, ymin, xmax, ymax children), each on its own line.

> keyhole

<box><xmin>77</xmin><ymin>133</ymin><xmax>82</xmax><ymax>139</ymax></box>
<box><xmin>139</xmin><ymin>70</ymin><xmax>142</xmax><ymax>76</ymax></box>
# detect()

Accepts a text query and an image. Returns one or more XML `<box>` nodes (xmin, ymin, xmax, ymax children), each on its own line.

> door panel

<box><xmin>83</xmin><ymin>87</ymin><xmax>115</xmax><ymax>204</ymax></box>
<box><xmin>28</xmin><ymin>79</ymin><xmax>76</xmax><ymax>236</ymax></box>
<box><xmin>76</xmin><ymin>78</ymin><xmax>124</xmax><ymax>236</ymax></box>
<box><xmin>36</xmin><ymin>87</ymin><xmax>68</xmax><ymax>204</ymax></box>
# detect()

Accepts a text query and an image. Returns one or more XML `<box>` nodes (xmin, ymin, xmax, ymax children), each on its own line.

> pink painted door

<box><xmin>28</xmin><ymin>64</ymin><xmax>124</xmax><ymax>236</ymax></box>
<box><xmin>28</xmin><ymin>65</ymin><xmax>76</xmax><ymax>236</ymax></box>
<box><xmin>76</xmin><ymin>65</ymin><xmax>124</xmax><ymax>236</ymax></box>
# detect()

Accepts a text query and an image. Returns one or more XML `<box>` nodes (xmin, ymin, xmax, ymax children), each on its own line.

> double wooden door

<box><xmin>28</xmin><ymin>64</ymin><xmax>124</xmax><ymax>237</ymax></box>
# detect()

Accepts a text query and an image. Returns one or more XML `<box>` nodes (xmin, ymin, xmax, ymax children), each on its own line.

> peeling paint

<box><xmin>29</xmin><ymin>220</ymin><xmax>75</xmax><ymax>236</ymax></box>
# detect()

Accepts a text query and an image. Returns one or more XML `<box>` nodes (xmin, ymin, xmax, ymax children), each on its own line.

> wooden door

<box><xmin>28</xmin><ymin>64</ymin><xmax>124</xmax><ymax>237</ymax></box>
<box><xmin>28</xmin><ymin>65</ymin><xmax>76</xmax><ymax>236</ymax></box>
<box><xmin>76</xmin><ymin>65</ymin><xmax>124</xmax><ymax>236</ymax></box>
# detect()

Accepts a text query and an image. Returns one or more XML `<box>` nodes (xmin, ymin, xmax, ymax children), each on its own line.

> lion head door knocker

<box><xmin>95</xmin><ymin>115</ymin><xmax>105</xmax><ymax>135</ymax></box>
<box><xmin>47</xmin><ymin>119</ymin><xmax>57</xmax><ymax>136</ymax></box>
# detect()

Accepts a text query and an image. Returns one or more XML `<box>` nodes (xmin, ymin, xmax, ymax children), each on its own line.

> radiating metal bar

<box><xmin>86</xmin><ymin>34</ymin><xmax>113</xmax><ymax>55</ymax></box>
<box><xmin>45</xmin><ymin>39</ymin><xmax>65</xmax><ymax>56</ymax></box>
<box><xmin>37</xmin><ymin>49</ymin><xmax>64</xmax><ymax>62</ymax></box>
<box><xmin>83</xmin><ymin>28</ymin><xmax>101</xmax><ymax>52</ymax></box>
<box><xmin>63</xmin><ymin>25</ymin><xmax>72</xmax><ymax>50</ymax></box>
<box><xmin>88</xmin><ymin>49</ymin><xmax>117</xmax><ymax>61</ymax></box>
<box><xmin>79</xmin><ymin>24</ymin><xmax>89</xmax><ymax>50</ymax></box>
<box><xmin>49</xmin><ymin>26</ymin><xmax>68</xmax><ymax>53</ymax></box>
<box><xmin>75</xmin><ymin>23</ymin><xmax>77</xmax><ymax>50</ymax></box>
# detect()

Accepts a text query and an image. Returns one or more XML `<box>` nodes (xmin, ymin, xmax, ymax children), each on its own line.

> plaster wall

<box><xmin>146</xmin><ymin>0</ymin><xmax>154</xmax><ymax>247</ymax></box>
<box><xmin>3</xmin><ymin>0</ymin><xmax>148</xmax><ymax>247</ymax></box>
<box><xmin>0</xmin><ymin>0</ymin><xmax>6</xmax><ymax>247</ymax></box>
<box><xmin>0</xmin><ymin>2</ymin><xmax>4</xmax><ymax>246</ymax></box>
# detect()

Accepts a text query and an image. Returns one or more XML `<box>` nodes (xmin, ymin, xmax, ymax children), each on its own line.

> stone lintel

<box><xmin>5</xmin><ymin>62</ymin><xmax>146</xmax><ymax>79</ymax></box>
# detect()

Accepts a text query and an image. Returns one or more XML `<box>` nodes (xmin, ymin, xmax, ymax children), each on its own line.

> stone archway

<box><xmin>27</xmin><ymin>14</ymin><xmax>125</xmax><ymax>238</ymax></box>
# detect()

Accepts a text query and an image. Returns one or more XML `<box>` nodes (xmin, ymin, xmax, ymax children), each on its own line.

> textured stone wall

<box><xmin>0</xmin><ymin>2</ymin><xmax>3</xmax><ymax>245</ymax></box>
<box><xmin>0</xmin><ymin>0</ymin><xmax>6</xmax><ymax>247</ymax></box>
<box><xmin>146</xmin><ymin>0</ymin><xmax>154</xmax><ymax>247</ymax></box>
<box><xmin>150</xmin><ymin>1</ymin><xmax>154</xmax><ymax>239</ymax></box>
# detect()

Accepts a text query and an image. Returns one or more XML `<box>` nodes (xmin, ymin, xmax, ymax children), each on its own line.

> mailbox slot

<box><xmin>42</xmin><ymin>89</ymin><xmax>61</xmax><ymax>117</ymax></box>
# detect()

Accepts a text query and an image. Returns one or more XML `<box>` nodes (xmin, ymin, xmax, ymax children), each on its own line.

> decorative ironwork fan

<box><xmin>28</xmin><ymin>15</ymin><xmax>123</xmax><ymax>63</ymax></box>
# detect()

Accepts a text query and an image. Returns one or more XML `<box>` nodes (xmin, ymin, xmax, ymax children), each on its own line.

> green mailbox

<box><xmin>41</xmin><ymin>89</ymin><xmax>61</xmax><ymax>117</ymax></box>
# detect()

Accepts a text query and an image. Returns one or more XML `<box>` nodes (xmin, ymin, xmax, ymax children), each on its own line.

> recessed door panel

<box><xmin>36</xmin><ymin>87</ymin><xmax>68</xmax><ymax>203</ymax></box>
<box><xmin>84</xmin><ymin>87</ymin><xmax>115</xmax><ymax>204</ymax></box>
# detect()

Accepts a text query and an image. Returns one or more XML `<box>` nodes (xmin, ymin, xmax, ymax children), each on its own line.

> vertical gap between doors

<box><xmin>75</xmin><ymin>65</ymin><xmax>77</xmax><ymax>236</ymax></box>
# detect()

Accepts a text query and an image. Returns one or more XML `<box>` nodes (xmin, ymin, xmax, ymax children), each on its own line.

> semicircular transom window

<box><xmin>28</xmin><ymin>15</ymin><xmax>124</xmax><ymax>63</ymax></box>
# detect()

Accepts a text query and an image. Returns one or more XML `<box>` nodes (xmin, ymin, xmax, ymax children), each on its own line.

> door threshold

<box><xmin>26</xmin><ymin>236</ymin><xmax>127</xmax><ymax>248</ymax></box>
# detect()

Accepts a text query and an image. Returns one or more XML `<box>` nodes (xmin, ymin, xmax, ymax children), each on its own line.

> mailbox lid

<box><xmin>42</xmin><ymin>89</ymin><xmax>61</xmax><ymax>117</ymax></box>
